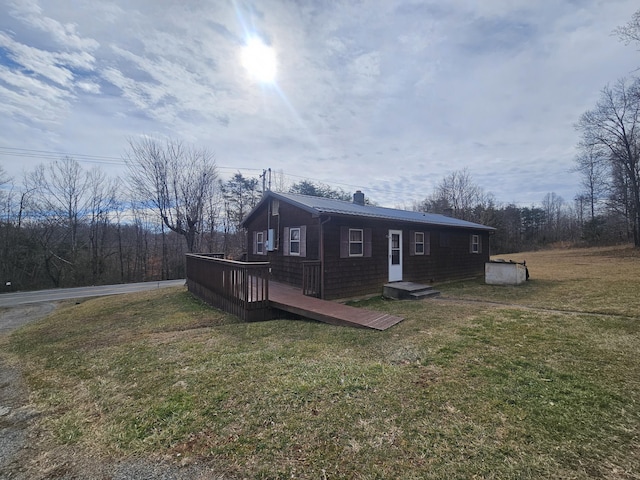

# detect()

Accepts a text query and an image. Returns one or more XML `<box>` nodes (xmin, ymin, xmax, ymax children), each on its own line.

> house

<box><xmin>240</xmin><ymin>190</ymin><xmax>495</xmax><ymax>300</ymax></box>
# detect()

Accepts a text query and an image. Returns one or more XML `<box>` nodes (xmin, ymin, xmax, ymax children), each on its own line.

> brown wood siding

<box><xmin>244</xmin><ymin>200</ymin><xmax>320</xmax><ymax>290</ymax></box>
<box><xmin>244</xmin><ymin>198</ymin><xmax>491</xmax><ymax>300</ymax></box>
<box><xmin>322</xmin><ymin>218</ymin><xmax>391</xmax><ymax>300</ymax></box>
<box><xmin>322</xmin><ymin>218</ymin><xmax>490</xmax><ymax>300</ymax></box>
<box><xmin>403</xmin><ymin>230</ymin><xmax>489</xmax><ymax>285</ymax></box>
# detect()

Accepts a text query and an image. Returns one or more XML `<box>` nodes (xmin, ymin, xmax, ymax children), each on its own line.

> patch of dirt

<box><xmin>1</xmin><ymin>303</ymin><xmax>55</xmax><ymax>479</ymax></box>
<box><xmin>0</xmin><ymin>356</ymin><xmax>41</xmax><ymax>479</ymax></box>
<box><xmin>0</xmin><ymin>303</ymin><xmax>57</xmax><ymax>335</ymax></box>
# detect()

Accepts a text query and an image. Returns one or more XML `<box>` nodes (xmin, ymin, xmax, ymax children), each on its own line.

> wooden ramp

<box><xmin>269</xmin><ymin>282</ymin><xmax>403</xmax><ymax>331</ymax></box>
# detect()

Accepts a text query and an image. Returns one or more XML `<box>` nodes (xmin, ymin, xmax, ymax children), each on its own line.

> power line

<box><xmin>0</xmin><ymin>146</ymin><xmax>437</xmax><ymax>204</ymax></box>
<box><xmin>0</xmin><ymin>146</ymin><xmax>263</xmax><ymax>174</ymax></box>
<box><xmin>0</xmin><ymin>146</ymin><xmax>542</xmax><ymax>206</ymax></box>
<box><xmin>0</xmin><ymin>146</ymin><xmax>125</xmax><ymax>165</ymax></box>
<box><xmin>0</xmin><ymin>147</ymin><xmax>353</xmax><ymax>188</ymax></box>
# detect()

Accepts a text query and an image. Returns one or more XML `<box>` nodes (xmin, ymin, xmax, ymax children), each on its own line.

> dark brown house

<box><xmin>241</xmin><ymin>191</ymin><xmax>495</xmax><ymax>300</ymax></box>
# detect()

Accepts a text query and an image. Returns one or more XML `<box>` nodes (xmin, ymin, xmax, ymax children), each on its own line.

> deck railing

<box><xmin>302</xmin><ymin>260</ymin><xmax>322</xmax><ymax>298</ymax></box>
<box><xmin>186</xmin><ymin>254</ymin><xmax>271</xmax><ymax>322</ymax></box>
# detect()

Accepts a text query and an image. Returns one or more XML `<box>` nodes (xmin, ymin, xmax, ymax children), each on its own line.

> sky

<box><xmin>0</xmin><ymin>0</ymin><xmax>639</xmax><ymax>209</ymax></box>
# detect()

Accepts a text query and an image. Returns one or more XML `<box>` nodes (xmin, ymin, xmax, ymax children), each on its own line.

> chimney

<box><xmin>353</xmin><ymin>190</ymin><xmax>365</xmax><ymax>205</ymax></box>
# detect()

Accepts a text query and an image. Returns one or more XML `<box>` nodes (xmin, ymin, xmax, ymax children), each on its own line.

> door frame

<box><xmin>388</xmin><ymin>229</ymin><xmax>403</xmax><ymax>282</ymax></box>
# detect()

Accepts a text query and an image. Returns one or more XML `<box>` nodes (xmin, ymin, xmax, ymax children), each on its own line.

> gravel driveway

<box><xmin>0</xmin><ymin>295</ymin><xmax>225</xmax><ymax>479</ymax></box>
<box><xmin>1</xmin><ymin>303</ymin><xmax>57</xmax><ymax>479</ymax></box>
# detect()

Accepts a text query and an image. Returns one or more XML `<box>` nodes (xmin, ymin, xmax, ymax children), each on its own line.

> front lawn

<box><xmin>5</xmin><ymin>245</ymin><xmax>640</xmax><ymax>479</ymax></box>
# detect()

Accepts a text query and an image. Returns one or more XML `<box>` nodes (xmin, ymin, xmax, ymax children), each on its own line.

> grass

<box><xmin>4</xmin><ymin>245</ymin><xmax>640</xmax><ymax>479</ymax></box>
<box><xmin>440</xmin><ymin>245</ymin><xmax>640</xmax><ymax>317</ymax></box>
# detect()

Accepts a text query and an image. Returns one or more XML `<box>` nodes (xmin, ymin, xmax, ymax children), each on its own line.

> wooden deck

<box><xmin>269</xmin><ymin>282</ymin><xmax>403</xmax><ymax>331</ymax></box>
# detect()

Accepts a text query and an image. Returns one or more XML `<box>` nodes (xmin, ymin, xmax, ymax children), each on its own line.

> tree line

<box><xmin>0</xmin><ymin>139</ymin><xmax>259</xmax><ymax>292</ymax></box>
<box><xmin>0</xmin><ymin>146</ymin><xmax>620</xmax><ymax>294</ymax></box>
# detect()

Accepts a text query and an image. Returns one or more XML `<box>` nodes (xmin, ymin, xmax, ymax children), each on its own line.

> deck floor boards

<box><xmin>269</xmin><ymin>282</ymin><xmax>403</xmax><ymax>331</ymax></box>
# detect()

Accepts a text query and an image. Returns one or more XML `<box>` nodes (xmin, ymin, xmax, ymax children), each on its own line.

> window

<box><xmin>284</xmin><ymin>226</ymin><xmax>306</xmax><ymax>257</ymax></box>
<box><xmin>409</xmin><ymin>231</ymin><xmax>430</xmax><ymax>256</ymax></box>
<box><xmin>471</xmin><ymin>234</ymin><xmax>480</xmax><ymax>254</ymax></box>
<box><xmin>253</xmin><ymin>230</ymin><xmax>267</xmax><ymax>256</ymax></box>
<box><xmin>256</xmin><ymin>231</ymin><xmax>264</xmax><ymax>254</ymax></box>
<box><xmin>340</xmin><ymin>226</ymin><xmax>371</xmax><ymax>258</ymax></box>
<box><xmin>289</xmin><ymin>227</ymin><xmax>300</xmax><ymax>255</ymax></box>
<box><xmin>349</xmin><ymin>229</ymin><xmax>364</xmax><ymax>256</ymax></box>
<box><xmin>414</xmin><ymin>232</ymin><xmax>425</xmax><ymax>255</ymax></box>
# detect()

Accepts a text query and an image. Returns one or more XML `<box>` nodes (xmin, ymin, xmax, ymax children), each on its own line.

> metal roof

<box><xmin>243</xmin><ymin>191</ymin><xmax>495</xmax><ymax>231</ymax></box>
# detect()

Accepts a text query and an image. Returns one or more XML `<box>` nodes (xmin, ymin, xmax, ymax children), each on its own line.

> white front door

<box><xmin>388</xmin><ymin>230</ymin><xmax>402</xmax><ymax>282</ymax></box>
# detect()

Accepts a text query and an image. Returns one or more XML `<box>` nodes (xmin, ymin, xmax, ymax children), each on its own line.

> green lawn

<box><xmin>4</xmin><ymin>245</ymin><xmax>640</xmax><ymax>479</ymax></box>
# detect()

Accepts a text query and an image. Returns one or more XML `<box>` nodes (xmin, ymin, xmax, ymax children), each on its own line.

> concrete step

<box><xmin>383</xmin><ymin>282</ymin><xmax>440</xmax><ymax>300</ymax></box>
<box><xmin>409</xmin><ymin>289</ymin><xmax>441</xmax><ymax>300</ymax></box>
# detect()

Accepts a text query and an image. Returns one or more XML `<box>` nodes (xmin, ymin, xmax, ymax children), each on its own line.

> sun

<box><xmin>241</xmin><ymin>37</ymin><xmax>277</xmax><ymax>84</ymax></box>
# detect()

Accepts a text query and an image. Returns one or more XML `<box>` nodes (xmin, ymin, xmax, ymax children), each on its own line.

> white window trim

<box><xmin>414</xmin><ymin>232</ymin><xmax>425</xmax><ymax>255</ymax></box>
<box><xmin>471</xmin><ymin>234</ymin><xmax>480</xmax><ymax>254</ymax></box>
<box><xmin>256</xmin><ymin>231</ymin><xmax>264</xmax><ymax>254</ymax></box>
<box><xmin>349</xmin><ymin>228</ymin><xmax>364</xmax><ymax>257</ymax></box>
<box><xmin>289</xmin><ymin>227</ymin><xmax>301</xmax><ymax>256</ymax></box>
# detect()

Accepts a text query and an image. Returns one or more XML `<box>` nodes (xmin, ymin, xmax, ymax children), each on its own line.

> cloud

<box><xmin>0</xmin><ymin>31</ymin><xmax>75</xmax><ymax>86</ymax></box>
<box><xmin>0</xmin><ymin>0</ymin><xmax>638</xmax><ymax>207</ymax></box>
<box><xmin>7</xmin><ymin>0</ymin><xmax>99</xmax><ymax>50</ymax></box>
<box><xmin>0</xmin><ymin>0</ymin><xmax>102</xmax><ymax>138</ymax></box>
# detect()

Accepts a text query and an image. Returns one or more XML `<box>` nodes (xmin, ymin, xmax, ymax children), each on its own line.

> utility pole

<box><xmin>260</xmin><ymin>168</ymin><xmax>272</xmax><ymax>194</ymax></box>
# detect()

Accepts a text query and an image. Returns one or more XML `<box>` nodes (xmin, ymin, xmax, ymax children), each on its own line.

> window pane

<box><xmin>257</xmin><ymin>232</ymin><xmax>263</xmax><ymax>253</ymax></box>
<box><xmin>415</xmin><ymin>232</ymin><xmax>424</xmax><ymax>254</ymax></box>
<box><xmin>289</xmin><ymin>228</ymin><xmax>301</xmax><ymax>255</ymax></box>
<box><xmin>350</xmin><ymin>243</ymin><xmax>363</xmax><ymax>255</ymax></box>
<box><xmin>350</xmin><ymin>230</ymin><xmax>362</xmax><ymax>241</ymax></box>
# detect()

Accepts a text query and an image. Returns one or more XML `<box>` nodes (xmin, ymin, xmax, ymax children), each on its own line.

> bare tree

<box><xmin>27</xmin><ymin>157</ymin><xmax>89</xmax><ymax>254</ymax></box>
<box><xmin>23</xmin><ymin>157</ymin><xmax>91</xmax><ymax>286</ymax></box>
<box><xmin>86</xmin><ymin>168</ymin><xmax>119</xmax><ymax>283</ymax></box>
<box><xmin>573</xmin><ymin>142</ymin><xmax>609</xmax><ymax>222</ymax></box>
<box><xmin>607</xmin><ymin>161</ymin><xmax>636</xmax><ymax>242</ymax></box>
<box><xmin>576</xmin><ymin>78</ymin><xmax>640</xmax><ymax>246</ymax></box>
<box><xmin>542</xmin><ymin>192</ymin><xmax>566</xmax><ymax>242</ymax></box>
<box><xmin>0</xmin><ymin>166</ymin><xmax>10</xmax><ymax>210</ymax></box>
<box><xmin>201</xmin><ymin>188</ymin><xmax>223</xmax><ymax>253</ymax></box>
<box><xmin>615</xmin><ymin>9</ymin><xmax>640</xmax><ymax>48</ymax></box>
<box><xmin>419</xmin><ymin>169</ymin><xmax>490</xmax><ymax>222</ymax></box>
<box><xmin>125</xmin><ymin>137</ymin><xmax>218</xmax><ymax>253</ymax></box>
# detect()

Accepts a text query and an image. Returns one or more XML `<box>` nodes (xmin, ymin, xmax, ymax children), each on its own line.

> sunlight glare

<box><xmin>241</xmin><ymin>37</ymin><xmax>277</xmax><ymax>84</ymax></box>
